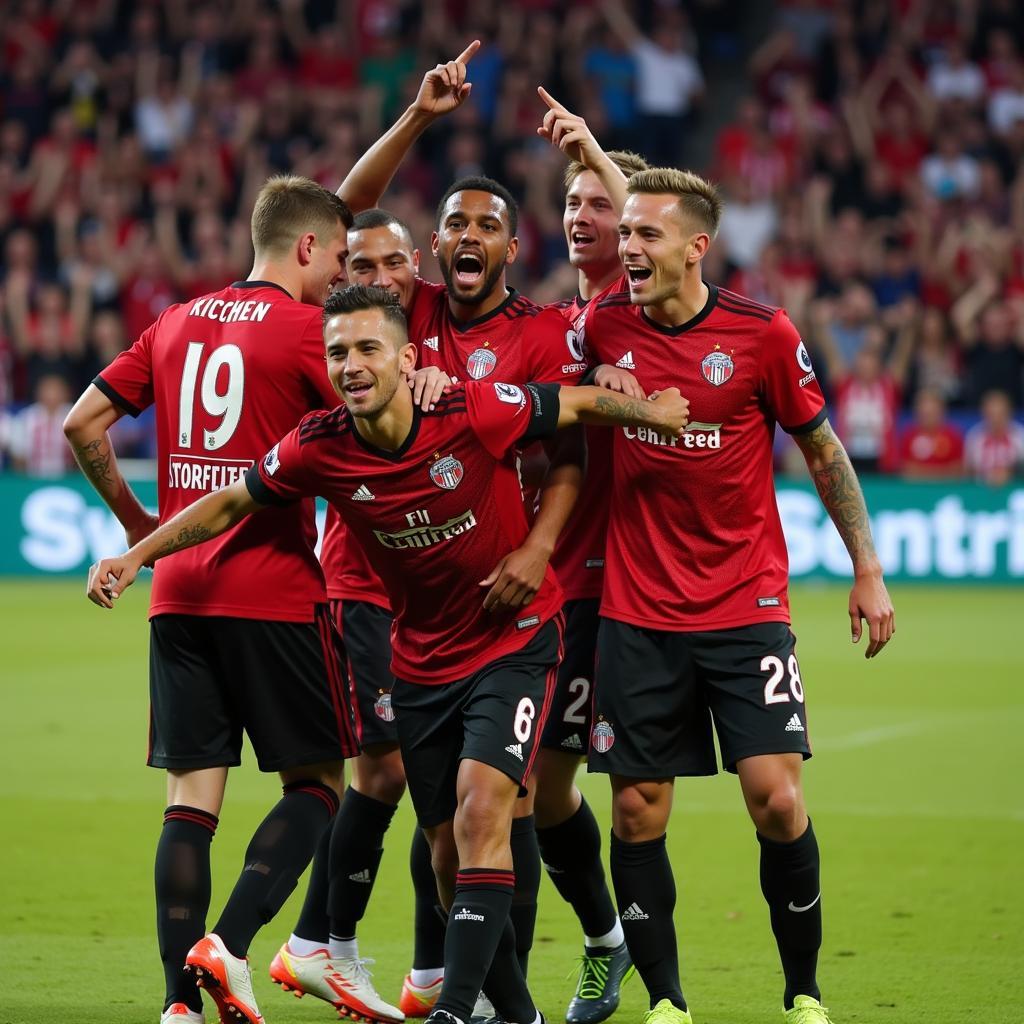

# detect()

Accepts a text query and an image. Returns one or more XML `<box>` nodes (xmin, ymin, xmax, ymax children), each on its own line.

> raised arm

<box><xmin>338</xmin><ymin>40</ymin><xmax>480</xmax><ymax>213</ymax></box>
<box><xmin>792</xmin><ymin>417</ymin><xmax>895</xmax><ymax>657</ymax></box>
<box><xmin>63</xmin><ymin>384</ymin><xmax>157</xmax><ymax>544</ymax></box>
<box><xmin>86</xmin><ymin>476</ymin><xmax>264</xmax><ymax>608</ymax></box>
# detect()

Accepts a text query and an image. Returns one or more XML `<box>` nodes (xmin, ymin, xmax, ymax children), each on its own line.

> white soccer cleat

<box><xmin>470</xmin><ymin>992</ymin><xmax>496</xmax><ymax>1024</ymax></box>
<box><xmin>185</xmin><ymin>933</ymin><xmax>264</xmax><ymax>1024</ymax></box>
<box><xmin>269</xmin><ymin>941</ymin><xmax>405</xmax><ymax>1023</ymax></box>
<box><xmin>160</xmin><ymin>1005</ymin><xmax>205</xmax><ymax>1023</ymax></box>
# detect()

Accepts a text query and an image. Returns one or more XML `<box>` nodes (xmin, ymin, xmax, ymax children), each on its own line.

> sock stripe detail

<box><xmin>163</xmin><ymin>806</ymin><xmax>219</xmax><ymax>833</ymax></box>
<box><xmin>456</xmin><ymin>869</ymin><xmax>515</xmax><ymax>889</ymax></box>
<box><xmin>284</xmin><ymin>781</ymin><xmax>341</xmax><ymax>817</ymax></box>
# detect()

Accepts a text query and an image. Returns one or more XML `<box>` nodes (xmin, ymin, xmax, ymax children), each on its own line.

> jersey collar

<box><xmin>447</xmin><ymin>287</ymin><xmax>519</xmax><ymax>332</ymax></box>
<box><xmin>231</xmin><ymin>280</ymin><xmax>294</xmax><ymax>299</ymax></box>
<box><xmin>348</xmin><ymin>405</ymin><xmax>422</xmax><ymax>462</ymax></box>
<box><xmin>640</xmin><ymin>284</ymin><xmax>718</xmax><ymax>336</ymax></box>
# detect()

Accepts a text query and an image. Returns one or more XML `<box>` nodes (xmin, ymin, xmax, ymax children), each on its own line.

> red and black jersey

<box><xmin>320</xmin><ymin>277</ymin><xmax>585</xmax><ymax>609</ymax></box>
<box><xmin>95</xmin><ymin>281</ymin><xmax>337</xmax><ymax>622</ymax></box>
<box><xmin>248</xmin><ymin>381</ymin><xmax>565</xmax><ymax>685</ymax></box>
<box><xmin>546</xmin><ymin>294</ymin><xmax>611</xmax><ymax>601</ymax></box>
<box><xmin>583</xmin><ymin>278</ymin><xmax>827</xmax><ymax>631</ymax></box>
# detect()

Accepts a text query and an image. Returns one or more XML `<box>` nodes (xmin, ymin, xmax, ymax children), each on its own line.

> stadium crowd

<box><xmin>1</xmin><ymin>0</ymin><xmax>1023</xmax><ymax>482</ymax></box>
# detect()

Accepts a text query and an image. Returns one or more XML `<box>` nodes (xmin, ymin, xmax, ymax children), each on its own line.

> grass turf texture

<box><xmin>1</xmin><ymin>580</ymin><xmax>1022</xmax><ymax>1023</ymax></box>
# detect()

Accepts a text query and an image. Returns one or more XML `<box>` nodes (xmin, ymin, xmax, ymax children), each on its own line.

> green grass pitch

<box><xmin>1</xmin><ymin>580</ymin><xmax>1022</xmax><ymax>1023</ymax></box>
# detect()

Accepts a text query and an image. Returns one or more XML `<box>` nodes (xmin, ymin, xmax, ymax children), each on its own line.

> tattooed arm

<box><xmin>793</xmin><ymin>417</ymin><xmax>896</xmax><ymax>658</ymax></box>
<box><xmin>63</xmin><ymin>385</ymin><xmax>158</xmax><ymax>546</ymax></box>
<box><xmin>86</xmin><ymin>478</ymin><xmax>264</xmax><ymax>608</ymax></box>
<box><xmin>557</xmin><ymin>384</ymin><xmax>689</xmax><ymax>434</ymax></box>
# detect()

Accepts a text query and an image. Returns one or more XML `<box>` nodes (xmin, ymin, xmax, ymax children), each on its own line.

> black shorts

<box><xmin>148</xmin><ymin>607</ymin><xmax>359</xmax><ymax>772</ymax></box>
<box><xmin>391</xmin><ymin>617</ymin><xmax>563</xmax><ymax>828</ymax></box>
<box><xmin>334</xmin><ymin>599</ymin><xmax>398</xmax><ymax>749</ymax></box>
<box><xmin>540</xmin><ymin>598</ymin><xmax>599</xmax><ymax>756</ymax></box>
<box><xmin>588</xmin><ymin>619</ymin><xmax>812</xmax><ymax>778</ymax></box>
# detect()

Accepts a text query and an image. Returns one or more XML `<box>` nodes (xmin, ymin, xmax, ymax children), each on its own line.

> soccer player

<box><xmin>63</xmin><ymin>175</ymin><xmax>360</xmax><ymax>1024</ymax></box>
<box><xmin>87</xmin><ymin>284</ymin><xmax>690</xmax><ymax>1024</ymax></box>
<box><xmin>581</xmin><ymin>168</ymin><xmax>896</xmax><ymax>1024</ymax></box>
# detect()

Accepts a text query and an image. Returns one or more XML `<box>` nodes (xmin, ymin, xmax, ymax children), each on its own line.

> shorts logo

<box><xmin>429</xmin><ymin>454</ymin><xmax>464</xmax><ymax>490</ymax></box>
<box><xmin>785</xmin><ymin>714</ymin><xmax>805</xmax><ymax>732</ymax></box>
<box><xmin>263</xmin><ymin>444</ymin><xmax>281</xmax><ymax>476</ymax></box>
<box><xmin>467</xmin><ymin>347</ymin><xmax>497</xmax><ymax>379</ymax></box>
<box><xmin>701</xmin><ymin>349</ymin><xmax>734</xmax><ymax>386</ymax></box>
<box><xmin>453</xmin><ymin>907</ymin><xmax>485</xmax><ymax>922</ymax></box>
<box><xmin>374</xmin><ymin>692</ymin><xmax>395</xmax><ymax>722</ymax></box>
<box><xmin>591</xmin><ymin>719</ymin><xmax>615</xmax><ymax>754</ymax></box>
<box><xmin>758</xmin><ymin>596</ymin><xmax>781</xmax><ymax>607</ymax></box>
<box><xmin>494</xmin><ymin>382</ymin><xmax>525</xmax><ymax>406</ymax></box>
<box><xmin>516</xmin><ymin>614</ymin><xmax>541</xmax><ymax>631</ymax></box>
<box><xmin>505</xmin><ymin>742</ymin><xmax>524</xmax><ymax>761</ymax></box>
<box><xmin>562</xmin><ymin>734</ymin><xmax>583</xmax><ymax>751</ymax></box>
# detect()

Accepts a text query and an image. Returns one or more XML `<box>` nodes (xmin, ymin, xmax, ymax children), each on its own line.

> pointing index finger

<box><xmin>456</xmin><ymin>39</ymin><xmax>481</xmax><ymax>65</ymax></box>
<box><xmin>537</xmin><ymin>85</ymin><xmax>568</xmax><ymax>113</ymax></box>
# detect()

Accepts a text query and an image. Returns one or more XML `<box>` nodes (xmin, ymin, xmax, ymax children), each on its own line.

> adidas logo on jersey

<box><xmin>423</xmin><ymin>335</ymin><xmax>439</xmax><ymax>351</ymax></box>
<box><xmin>348</xmin><ymin>869</ymin><xmax>372</xmax><ymax>883</ymax></box>
<box><xmin>561</xmin><ymin>734</ymin><xmax>583</xmax><ymax>751</ymax></box>
<box><xmin>352</xmin><ymin>484</ymin><xmax>375</xmax><ymax>501</ymax></box>
<box><xmin>615</xmin><ymin>351</ymin><xmax>636</xmax><ymax>370</ymax></box>
<box><xmin>785</xmin><ymin>714</ymin><xmax>805</xmax><ymax>733</ymax></box>
<box><xmin>505</xmin><ymin>742</ymin><xmax>524</xmax><ymax>761</ymax></box>
<box><xmin>621</xmin><ymin>902</ymin><xmax>649</xmax><ymax>921</ymax></box>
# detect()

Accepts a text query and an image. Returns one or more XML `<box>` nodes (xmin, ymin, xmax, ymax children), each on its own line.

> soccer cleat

<box><xmin>783</xmin><ymin>996</ymin><xmax>834</xmax><ymax>1023</ymax></box>
<box><xmin>270</xmin><ymin>942</ymin><xmax>405</xmax><ymax>1023</ymax></box>
<box><xmin>399</xmin><ymin>973</ymin><xmax>445</xmax><ymax>1017</ymax></box>
<box><xmin>469</xmin><ymin>993</ymin><xmax>496</xmax><ymax>1024</ymax></box>
<box><xmin>565</xmin><ymin>942</ymin><xmax>635</xmax><ymax>1024</ymax></box>
<box><xmin>641</xmin><ymin>999</ymin><xmax>692</xmax><ymax>1024</ymax></box>
<box><xmin>160</xmin><ymin>1005</ymin><xmax>205</xmax><ymax>1023</ymax></box>
<box><xmin>424</xmin><ymin>1012</ymin><xmax>465</xmax><ymax>1024</ymax></box>
<box><xmin>184</xmin><ymin>934</ymin><xmax>264</xmax><ymax>1024</ymax></box>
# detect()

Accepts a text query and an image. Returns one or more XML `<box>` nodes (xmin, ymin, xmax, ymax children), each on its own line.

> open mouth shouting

<box><xmin>571</xmin><ymin>229</ymin><xmax>596</xmax><ymax>254</ymax></box>
<box><xmin>626</xmin><ymin>263</ymin><xmax>653</xmax><ymax>288</ymax></box>
<box><xmin>453</xmin><ymin>250</ymin><xmax>485</xmax><ymax>289</ymax></box>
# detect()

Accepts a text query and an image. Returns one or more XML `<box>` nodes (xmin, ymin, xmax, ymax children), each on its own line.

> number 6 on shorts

<box><xmin>514</xmin><ymin>697</ymin><xmax>536</xmax><ymax>742</ymax></box>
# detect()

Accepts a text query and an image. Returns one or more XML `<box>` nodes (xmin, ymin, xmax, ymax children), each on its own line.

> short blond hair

<box><xmin>563</xmin><ymin>150</ymin><xmax>649</xmax><ymax>191</ymax></box>
<box><xmin>627</xmin><ymin>168</ymin><xmax>723</xmax><ymax>237</ymax></box>
<box><xmin>251</xmin><ymin>175</ymin><xmax>353</xmax><ymax>258</ymax></box>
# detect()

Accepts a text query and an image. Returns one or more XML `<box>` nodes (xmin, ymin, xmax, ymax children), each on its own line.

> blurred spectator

<box><xmin>898</xmin><ymin>389</ymin><xmax>964</xmax><ymax>479</ymax></box>
<box><xmin>965</xmin><ymin>389</ymin><xmax>1024</xmax><ymax>485</ymax></box>
<box><xmin>831</xmin><ymin>337</ymin><xmax>901</xmax><ymax>475</ymax></box>
<box><xmin>4</xmin><ymin>373</ymin><xmax>73</xmax><ymax>476</ymax></box>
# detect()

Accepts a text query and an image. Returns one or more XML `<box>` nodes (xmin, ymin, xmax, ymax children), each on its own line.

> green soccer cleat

<box><xmin>641</xmin><ymin>998</ymin><xmax>693</xmax><ymax>1024</ymax></box>
<box><xmin>565</xmin><ymin>942</ymin><xmax>635</xmax><ymax>1024</ymax></box>
<box><xmin>784</xmin><ymin>996</ymin><xmax>834</xmax><ymax>1023</ymax></box>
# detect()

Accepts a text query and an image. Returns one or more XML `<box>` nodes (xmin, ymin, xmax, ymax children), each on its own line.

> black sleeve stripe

<box><xmin>718</xmin><ymin>288</ymin><xmax>777</xmax><ymax>315</ymax></box>
<box><xmin>92</xmin><ymin>375</ymin><xmax>142</xmax><ymax>418</ymax></box>
<box><xmin>597</xmin><ymin>295</ymin><xmax>632</xmax><ymax>309</ymax></box>
<box><xmin>244</xmin><ymin>465</ymin><xmax>294</xmax><ymax>507</ymax></box>
<box><xmin>716</xmin><ymin>300</ymin><xmax>773</xmax><ymax>323</ymax></box>
<box><xmin>520</xmin><ymin>382</ymin><xmax>561</xmax><ymax>444</ymax></box>
<box><xmin>784</xmin><ymin>406</ymin><xmax>828</xmax><ymax>436</ymax></box>
<box><xmin>423</xmin><ymin>404</ymin><xmax>467</xmax><ymax>417</ymax></box>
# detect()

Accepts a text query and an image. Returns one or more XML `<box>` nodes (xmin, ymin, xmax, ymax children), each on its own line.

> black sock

<box><xmin>292</xmin><ymin>819</ymin><xmax>332</xmax><ymax>945</ymax></box>
<box><xmin>155</xmin><ymin>805</ymin><xmax>218</xmax><ymax>1013</ymax></box>
<box><xmin>536</xmin><ymin>798</ymin><xmax>617</xmax><ymax>940</ymax></box>
<box><xmin>435</xmin><ymin>868</ymin><xmax>521</xmax><ymax>1022</ymax></box>
<box><xmin>510</xmin><ymin>815</ymin><xmax>540</xmax><ymax>977</ymax></box>
<box><xmin>609</xmin><ymin>832</ymin><xmax>685</xmax><ymax>1011</ymax></box>
<box><xmin>410</xmin><ymin>827</ymin><xmax>447</xmax><ymax>970</ymax></box>
<box><xmin>214</xmin><ymin>781</ymin><xmax>340</xmax><ymax>957</ymax></box>
<box><xmin>483</xmin><ymin>915</ymin><xmax>535</xmax><ymax>1023</ymax></box>
<box><xmin>758</xmin><ymin>821</ymin><xmax>822</xmax><ymax>1010</ymax></box>
<box><xmin>327</xmin><ymin>787</ymin><xmax>398</xmax><ymax>937</ymax></box>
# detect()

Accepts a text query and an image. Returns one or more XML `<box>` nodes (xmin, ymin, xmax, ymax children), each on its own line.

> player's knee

<box><xmin>454</xmin><ymin>791</ymin><xmax>511</xmax><ymax>860</ymax></box>
<box><xmin>612</xmin><ymin>783</ymin><xmax>668</xmax><ymax>841</ymax></box>
<box><xmin>281</xmin><ymin>760</ymin><xmax>344</xmax><ymax>798</ymax></box>
<box><xmin>353</xmin><ymin>747</ymin><xmax>406</xmax><ymax>805</ymax></box>
<box><xmin>430</xmin><ymin>835</ymin><xmax>459</xmax><ymax>892</ymax></box>
<box><xmin>750</xmin><ymin>782</ymin><xmax>804</xmax><ymax>838</ymax></box>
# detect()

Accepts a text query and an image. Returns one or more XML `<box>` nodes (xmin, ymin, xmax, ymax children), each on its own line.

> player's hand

<box><xmin>594</xmin><ymin>363</ymin><xmax>645</xmax><ymax>399</ymax></box>
<box><xmin>849</xmin><ymin>570</ymin><xmax>895</xmax><ymax>658</ymax></box>
<box><xmin>647</xmin><ymin>387</ymin><xmax>689</xmax><ymax>436</ymax></box>
<box><xmin>479</xmin><ymin>542</ymin><xmax>550</xmax><ymax>611</ymax></box>
<box><xmin>87</xmin><ymin>555</ymin><xmax>140</xmax><ymax>609</ymax></box>
<box><xmin>413</xmin><ymin>40</ymin><xmax>480</xmax><ymax>118</ymax></box>
<box><xmin>407</xmin><ymin>366</ymin><xmax>452</xmax><ymax>411</ymax></box>
<box><xmin>536</xmin><ymin>87</ymin><xmax>604</xmax><ymax>168</ymax></box>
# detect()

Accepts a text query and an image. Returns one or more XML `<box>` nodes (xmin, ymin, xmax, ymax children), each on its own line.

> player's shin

<box><xmin>287</xmin><ymin>821</ymin><xmax>332</xmax><ymax>952</ymax></box>
<box><xmin>609</xmin><ymin>833</ymin><xmax>686</xmax><ymax>1011</ymax></box>
<box><xmin>758</xmin><ymin>821</ymin><xmax>823</xmax><ymax>1009</ymax></box>
<box><xmin>411</xmin><ymin>826</ymin><xmax>447</xmax><ymax>972</ymax></box>
<box><xmin>155</xmin><ymin>805</ymin><xmax>218</xmax><ymax>1014</ymax></box>
<box><xmin>481</xmin><ymin>915</ymin><xmax>536</xmax><ymax>1023</ymax></box>
<box><xmin>510</xmin><ymin>814</ymin><xmax>541</xmax><ymax>976</ymax></box>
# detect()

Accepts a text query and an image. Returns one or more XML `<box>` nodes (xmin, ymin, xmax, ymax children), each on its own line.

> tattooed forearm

<box><xmin>797</xmin><ymin>420</ymin><xmax>879</xmax><ymax>568</ymax></box>
<box><xmin>593</xmin><ymin>393</ymin><xmax>644</xmax><ymax>423</ymax></box>
<box><xmin>154</xmin><ymin>524</ymin><xmax>212</xmax><ymax>560</ymax></box>
<box><xmin>72</xmin><ymin>438</ymin><xmax>113</xmax><ymax>486</ymax></box>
